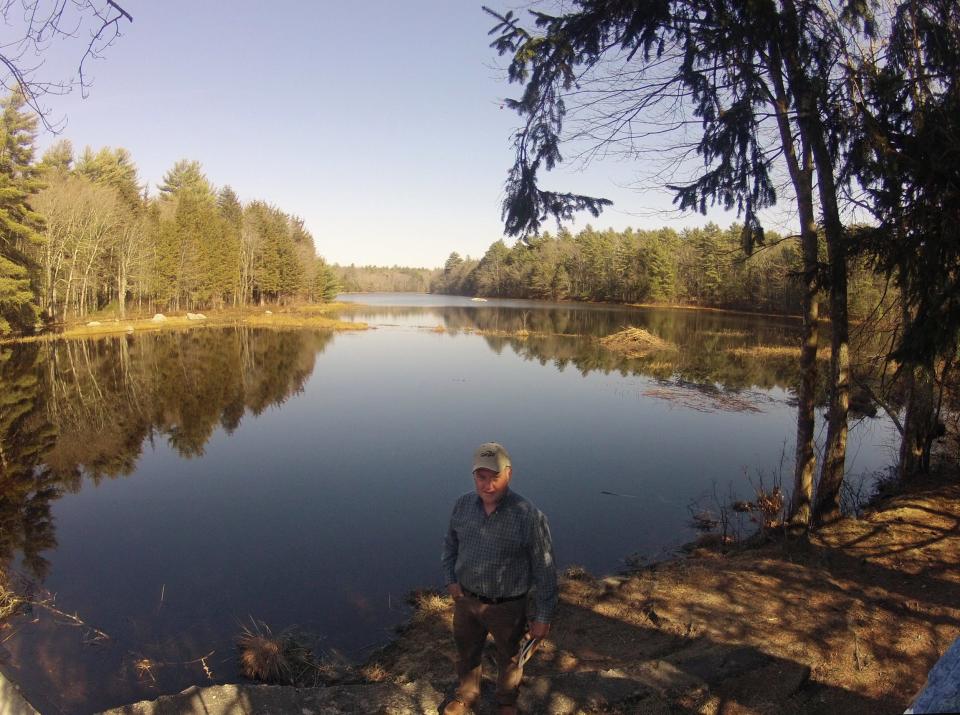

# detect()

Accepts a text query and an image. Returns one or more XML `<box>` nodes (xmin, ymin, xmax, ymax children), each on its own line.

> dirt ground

<box><xmin>362</xmin><ymin>468</ymin><xmax>960</xmax><ymax>714</ymax></box>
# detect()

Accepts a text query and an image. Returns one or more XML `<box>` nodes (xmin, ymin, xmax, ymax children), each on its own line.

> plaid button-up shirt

<box><xmin>442</xmin><ymin>489</ymin><xmax>558</xmax><ymax>623</ymax></box>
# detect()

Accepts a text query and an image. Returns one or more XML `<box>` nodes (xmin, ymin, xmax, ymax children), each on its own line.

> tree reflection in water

<box><xmin>0</xmin><ymin>327</ymin><xmax>334</xmax><ymax>584</ymax></box>
<box><xmin>351</xmin><ymin>302</ymin><xmax>887</xmax><ymax>401</ymax></box>
<box><xmin>1</xmin><ymin>308</ymin><xmax>889</xmax><ymax>586</ymax></box>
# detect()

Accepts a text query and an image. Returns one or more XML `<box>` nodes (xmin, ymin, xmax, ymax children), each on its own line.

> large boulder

<box><xmin>151</xmin><ymin>313</ymin><xmax>166</xmax><ymax>322</ymax></box>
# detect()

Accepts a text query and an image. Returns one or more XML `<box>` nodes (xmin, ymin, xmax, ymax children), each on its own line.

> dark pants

<box><xmin>453</xmin><ymin>594</ymin><xmax>527</xmax><ymax>707</ymax></box>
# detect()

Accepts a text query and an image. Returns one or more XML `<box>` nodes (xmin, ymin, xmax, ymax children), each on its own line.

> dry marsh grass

<box><xmin>727</xmin><ymin>345</ymin><xmax>831</xmax><ymax>360</ymax></box>
<box><xmin>600</xmin><ymin>327</ymin><xmax>677</xmax><ymax>357</ymax></box>
<box><xmin>1</xmin><ymin>303</ymin><xmax>366</xmax><ymax>344</ymax></box>
<box><xmin>236</xmin><ymin>619</ymin><xmax>329</xmax><ymax>686</ymax></box>
<box><xmin>702</xmin><ymin>329</ymin><xmax>750</xmax><ymax>338</ymax></box>
<box><xmin>242</xmin><ymin>313</ymin><xmax>365</xmax><ymax>330</ymax></box>
<box><xmin>0</xmin><ymin>572</ymin><xmax>25</xmax><ymax>619</ymax></box>
<box><xmin>407</xmin><ymin>590</ymin><xmax>450</xmax><ymax>620</ymax></box>
<box><xmin>360</xmin><ymin>662</ymin><xmax>390</xmax><ymax>682</ymax></box>
<box><xmin>283</xmin><ymin>302</ymin><xmax>352</xmax><ymax>314</ymax></box>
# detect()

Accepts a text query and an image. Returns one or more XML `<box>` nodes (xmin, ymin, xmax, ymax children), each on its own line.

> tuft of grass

<box><xmin>236</xmin><ymin>618</ymin><xmax>327</xmax><ymax>686</ymax></box>
<box><xmin>562</xmin><ymin>565</ymin><xmax>593</xmax><ymax>581</ymax></box>
<box><xmin>407</xmin><ymin>589</ymin><xmax>449</xmax><ymax>614</ymax></box>
<box><xmin>0</xmin><ymin>572</ymin><xmax>25</xmax><ymax>619</ymax></box>
<box><xmin>361</xmin><ymin>663</ymin><xmax>389</xmax><ymax>682</ymax></box>
<box><xmin>134</xmin><ymin>658</ymin><xmax>158</xmax><ymax>683</ymax></box>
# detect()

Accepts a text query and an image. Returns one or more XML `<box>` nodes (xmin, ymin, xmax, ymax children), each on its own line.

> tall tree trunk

<box><xmin>117</xmin><ymin>259</ymin><xmax>127</xmax><ymax>319</ymax></box>
<box><xmin>768</xmin><ymin>38</ymin><xmax>818</xmax><ymax>526</ymax></box>
<box><xmin>808</xmin><ymin>128</ymin><xmax>850</xmax><ymax>525</ymax></box>
<box><xmin>899</xmin><ymin>362</ymin><xmax>935</xmax><ymax>479</ymax></box>
<box><xmin>777</xmin><ymin>0</ymin><xmax>850</xmax><ymax>527</ymax></box>
<box><xmin>792</xmin><ymin>196</ymin><xmax>820</xmax><ymax>526</ymax></box>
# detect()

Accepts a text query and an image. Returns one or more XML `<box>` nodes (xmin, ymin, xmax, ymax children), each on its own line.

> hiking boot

<box><xmin>443</xmin><ymin>697</ymin><xmax>472</xmax><ymax>715</ymax></box>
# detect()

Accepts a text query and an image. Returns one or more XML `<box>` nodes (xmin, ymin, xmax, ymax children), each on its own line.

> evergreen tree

<box><xmin>646</xmin><ymin>229</ymin><xmax>678</xmax><ymax>303</ymax></box>
<box><xmin>0</xmin><ymin>91</ymin><xmax>43</xmax><ymax>334</ymax></box>
<box><xmin>311</xmin><ymin>258</ymin><xmax>341</xmax><ymax>302</ymax></box>
<box><xmin>444</xmin><ymin>252</ymin><xmax>463</xmax><ymax>274</ymax></box>
<box><xmin>76</xmin><ymin>146</ymin><xmax>141</xmax><ymax>209</ymax></box>
<box><xmin>483</xmin><ymin>0</ymin><xmax>878</xmax><ymax>526</ymax></box>
<box><xmin>475</xmin><ymin>240</ymin><xmax>511</xmax><ymax>297</ymax></box>
<box><xmin>218</xmin><ymin>186</ymin><xmax>244</xmax><ymax>304</ymax></box>
<box><xmin>849</xmin><ymin>0</ymin><xmax>960</xmax><ymax>478</ymax></box>
<box><xmin>158</xmin><ymin>159</ymin><xmax>210</xmax><ymax>198</ymax></box>
<box><xmin>217</xmin><ymin>186</ymin><xmax>243</xmax><ymax>228</ymax></box>
<box><xmin>40</xmin><ymin>140</ymin><xmax>74</xmax><ymax>175</ymax></box>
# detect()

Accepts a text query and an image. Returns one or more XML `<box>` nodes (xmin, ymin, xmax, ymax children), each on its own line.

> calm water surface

<box><xmin>0</xmin><ymin>294</ymin><xmax>897</xmax><ymax>712</ymax></box>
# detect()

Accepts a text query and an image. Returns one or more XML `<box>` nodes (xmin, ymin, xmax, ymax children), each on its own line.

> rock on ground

<box><xmin>99</xmin><ymin>681</ymin><xmax>444</xmax><ymax>715</ymax></box>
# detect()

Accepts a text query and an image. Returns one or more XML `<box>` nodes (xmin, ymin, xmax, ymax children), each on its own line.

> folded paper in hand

<box><xmin>517</xmin><ymin>635</ymin><xmax>541</xmax><ymax>668</ymax></box>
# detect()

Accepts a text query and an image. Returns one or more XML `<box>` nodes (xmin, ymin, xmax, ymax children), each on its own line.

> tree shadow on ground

<box><xmin>410</xmin><ymin>597</ymin><xmax>892</xmax><ymax>715</ymax></box>
<box><xmin>376</xmin><ymin>479</ymin><xmax>960</xmax><ymax>714</ymax></box>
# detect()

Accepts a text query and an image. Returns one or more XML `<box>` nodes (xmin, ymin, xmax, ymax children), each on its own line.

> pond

<box><xmin>0</xmin><ymin>294</ymin><xmax>898</xmax><ymax>713</ymax></box>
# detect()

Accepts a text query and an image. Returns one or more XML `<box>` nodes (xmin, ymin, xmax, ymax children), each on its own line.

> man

<box><xmin>441</xmin><ymin>442</ymin><xmax>558</xmax><ymax>715</ymax></box>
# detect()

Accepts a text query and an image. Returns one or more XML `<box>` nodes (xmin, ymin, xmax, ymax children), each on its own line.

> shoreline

<box><xmin>359</xmin><ymin>468</ymin><xmax>959</xmax><ymax>713</ymax></box>
<box><xmin>337</xmin><ymin>290</ymin><xmax>814</xmax><ymax>322</ymax></box>
<box><xmin>91</xmin><ymin>466</ymin><xmax>960</xmax><ymax>714</ymax></box>
<box><xmin>0</xmin><ymin>303</ymin><xmax>368</xmax><ymax>345</ymax></box>
<box><xmin>1</xmin><ymin>294</ymin><xmax>845</xmax><ymax>347</ymax></box>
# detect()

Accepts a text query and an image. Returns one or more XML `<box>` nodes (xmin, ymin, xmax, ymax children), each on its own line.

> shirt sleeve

<box><xmin>528</xmin><ymin>509</ymin><xmax>558</xmax><ymax>623</ymax></box>
<box><xmin>441</xmin><ymin>505</ymin><xmax>459</xmax><ymax>586</ymax></box>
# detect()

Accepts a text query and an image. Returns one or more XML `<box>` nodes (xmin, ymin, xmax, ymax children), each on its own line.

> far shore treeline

<box><xmin>0</xmin><ymin>91</ymin><xmax>340</xmax><ymax>335</ymax></box>
<box><xmin>430</xmin><ymin>226</ymin><xmax>887</xmax><ymax>320</ymax></box>
<box><xmin>334</xmin><ymin>224</ymin><xmax>889</xmax><ymax>322</ymax></box>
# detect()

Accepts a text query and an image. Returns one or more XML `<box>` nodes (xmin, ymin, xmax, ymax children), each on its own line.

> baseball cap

<box><xmin>472</xmin><ymin>442</ymin><xmax>512</xmax><ymax>474</ymax></box>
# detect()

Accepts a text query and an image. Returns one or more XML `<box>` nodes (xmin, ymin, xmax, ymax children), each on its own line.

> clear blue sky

<box><xmin>34</xmin><ymin>0</ymin><xmax>782</xmax><ymax>268</ymax></box>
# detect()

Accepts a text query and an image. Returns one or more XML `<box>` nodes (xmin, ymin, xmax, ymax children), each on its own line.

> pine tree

<box><xmin>218</xmin><ymin>186</ymin><xmax>244</xmax><ymax>305</ymax></box>
<box><xmin>75</xmin><ymin>146</ymin><xmax>141</xmax><ymax>208</ymax></box>
<box><xmin>158</xmin><ymin>159</ymin><xmax>210</xmax><ymax>198</ymax></box>
<box><xmin>311</xmin><ymin>258</ymin><xmax>340</xmax><ymax>302</ymax></box>
<box><xmin>0</xmin><ymin>91</ymin><xmax>44</xmax><ymax>334</ymax></box>
<box><xmin>39</xmin><ymin>140</ymin><xmax>74</xmax><ymax>176</ymax></box>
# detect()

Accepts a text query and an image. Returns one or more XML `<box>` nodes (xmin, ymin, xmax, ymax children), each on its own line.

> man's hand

<box><xmin>447</xmin><ymin>583</ymin><xmax>464</xmax><ymax>600</ymax></box>
<box><xmin>529</xmin><ymin>621</ymin><xmax>550</xmax><ymax>639</ymax></box>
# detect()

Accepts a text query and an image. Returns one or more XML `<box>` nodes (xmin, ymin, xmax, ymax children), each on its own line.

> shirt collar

<box><xmin>474</xmin><ymin>488</ymin><xmax>513</xmax><ymax>514</ymax></box>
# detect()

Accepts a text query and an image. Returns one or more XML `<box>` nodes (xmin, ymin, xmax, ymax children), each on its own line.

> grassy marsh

<box><xmin>0</xmin><ymin>303</ymin><xmax>367</xmax><ymax>344</ymax></box>
<box><xmin>727</xmin><ymin>345</ymin><xmax>831</xmax><ymax>361</ymax></box>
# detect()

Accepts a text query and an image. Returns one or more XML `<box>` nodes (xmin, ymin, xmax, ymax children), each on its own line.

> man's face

<box><xmin>474</xmin><ymin>466</ymin><xmax>511</xmax><ymax>508</ymax></box>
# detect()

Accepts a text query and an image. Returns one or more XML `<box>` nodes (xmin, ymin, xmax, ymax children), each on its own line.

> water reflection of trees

<box><xmin>433</xmin><ymin>305</ymin><xmax>825</xmax><ymax>393</ymax></box>
<box><xmin>0</xmin><ymin>328</ymin><xmax>332</xmax><ymax>581</ymax></box>
<box><xmin>348</xmin><ymin>303</ymin><xmax>890</xmax><ymax>399</ymax></box>
<box><xmin>0</xmin><ymin>345</ymin><xmax>59</xmax><ymax>580</ymax></box>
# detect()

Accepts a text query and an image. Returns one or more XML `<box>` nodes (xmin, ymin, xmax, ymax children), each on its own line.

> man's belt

<box><xmin>462</xmin><ymin>587</ymin><xmax>526</xmax><ymax>605</ymax></box>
